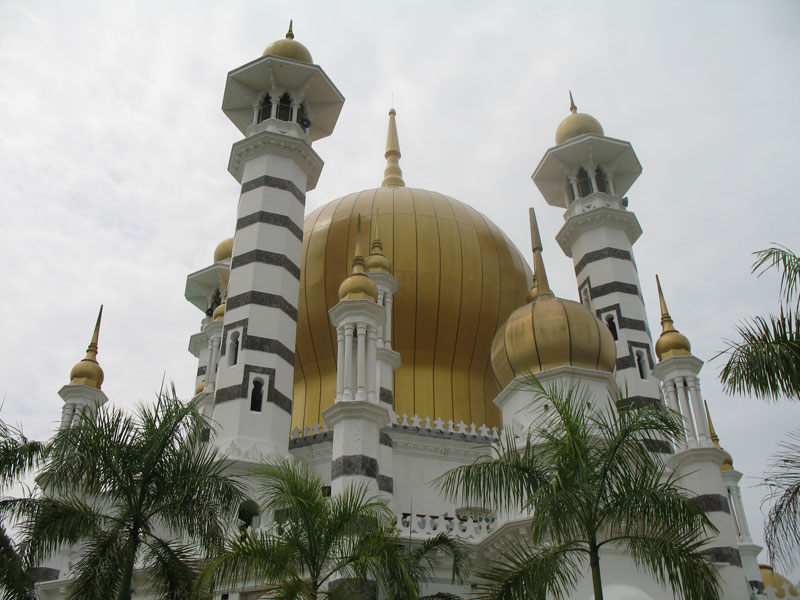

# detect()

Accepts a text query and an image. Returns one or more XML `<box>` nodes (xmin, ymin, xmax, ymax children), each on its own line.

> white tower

<box><xmin>208</xmin><ymin>25</ymin><xmax>344</xmax><ymax>459</ymax></box>
<box><xmin>651</xmin><ymin>279</ymin><xmax>755</xmax><ymax>600</ymax></box>
<box><xmin>323</xmin><ymin>218</ymin><xmax>391</xmax><ymax>499</ymax></box>
<box><xmin>58</xmin><ymin>306</ymin><xmax>108</xmax><ymax>429</ymax></box>
<box><xmin>532</xmin><ymin>93</ymin><xmax>661</xmax><ymax>409</ymax></box>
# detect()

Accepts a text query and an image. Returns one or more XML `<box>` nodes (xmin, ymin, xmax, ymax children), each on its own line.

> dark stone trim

<box><xmin>214</xmin><ymin>364</ymin><xmax>292</xmax><ymax>414</ymax></box>
<box><xmin>691</xmin><ymin>494</ymin><xmax>730</xmax><ymax>514</ymax></box>
<box><xmin>378</xmin><ymin>474</ymin><xmax>394</xmax><ymax>493</ymax></box>
<box><xmin>595</xmin><ymin>303</ymin><xmax>647</xmax><ymax>332</ymax></box>
<box><xmin>589</xmin><ymin>280</ymin><xmax>639</xmax><ymax>299</ymax></box>
<box><xmin>28</xmin><ymin>567</ymin><xmax>59</xmax><ymax>583</ymax></box>
<box><xmin>220</xmin><ymin>318</ymin><xmax>295</xmax><ymax>367</ymax></box>
<box><xmin>616</xmin><ymin>341</ymin><xmax>655</xmax><ymax>372</ymax></box>
<box><xmin>328</xmin><ymin>578</ymin><xmax>377</xmax><ymax>600</ymax></box>
<box><xmin>231</xmin><ymin>249</ymin><xmax>301</xmax><ymax>280</ymax></box>
<box><xmin>196</xmin><ymin>365</ymin><xmax>206</xmax><ymax>376</ymax></box>
<box><xmin>379</xmin><ymin>387</ymin><xmax>394</xmax><ymax>406</ymax></box>
<box><xmin>749</xmin><ymin>580</ymin><xmax>765</xmax><ymax>593</ymax></box>
<box><xmin>227</xmin><ymin>290</ymin><xmax>298</xmax><ymax>322</ymax></box>
<box><xmin>379</xmin><ymin>431</ymin><xmax>392</xmax><ymax>447</ymax></box>
<box><xmin>574</xmin><ymin>247</ymin><xmax>634</xmax><ymax>276</ymax></box>
<box><xmin>331</xmin><ymin>455</ymin><xmax>379</xmax><ymax>480</ymax></box>
<box><xmin>642</xmin><ymin>438</ymin><xmax>674</xmax><ymax>454</ymax></box>
<box><xmin>241</xmin><ymin>174</ymin><xmax>306</xmax><ymax>206</ymax></box>
<box><xmin>236</xmin><ymin>210</ymin><xmax>303</xmax><ymax>242</ymax></box>
<box><xmin>616</xmin><ymin>396</ymin><xmax>662</xmax><ymax>410</ymax></box>
<box><xmin>702</xmin><ymin>546</ymin><xmax>742</xmax><ymax>567</ymax></box>
<box><xmin>290</xmin><ymin>431</ymin><xmax>333</xmax><ymax>448</ymax></box>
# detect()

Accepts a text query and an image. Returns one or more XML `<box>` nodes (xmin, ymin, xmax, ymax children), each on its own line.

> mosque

<box><xmin>36</xmin><ymin>24</ymin><xmax>800</xmax><ymax>600</ymax></box>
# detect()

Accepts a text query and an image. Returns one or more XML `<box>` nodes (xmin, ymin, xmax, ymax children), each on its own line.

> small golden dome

<box><xmin>214</xmin><ymin>238</ymin><xmax>233</xmax><ymax>262</ymax></box>
<box><xmin>555</xmin><ymin>91</ymin><xmax>604</xmax><ymax>145</ymax></box>
<box><xmin>491</xmin><ymin>209</ymin><xmax>616</xmax><ymax>388</ymax></box>
<box><xmin>262</xmin><ymin>21</ymin><xmax>313</xmax><ymax>64</ymax></box>
<box><xmin>213</xmin><ymin>302</ymin><xmax>226</xmax><ymax>322</ymax></box>
<box><xmin>69</xmin><ymin>306</ymin><xmax>105</xmax><ymax>390</ymax></box>
<box><xmin>760</xmin><ymin>564</ymin><xmax>800</xmax><ymax>597</ymax></box>
<box><xmin>195</xmin><ymin>380</ymin><xmax>206</xmax><ymax>395</ymax></box>
<box><xmin>339</xmin><ymin>215</ymin><xmax>378</xmax><ymax>301</ymax></box>
<box><xmin>654</xmin><ymin>276</ymin><xmax>692</xmax><ymax>361</ymax></box>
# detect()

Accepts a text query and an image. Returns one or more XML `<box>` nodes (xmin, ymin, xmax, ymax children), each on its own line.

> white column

<box><xmin>688</xmin><ymin>376</ymin><xmax>710</xmax><ymax>446</ymax></box>
<box><xmin>343</xmin><ymin>324</ymin><xmax>354</xmax><ymax>400</ymax></box>
<box><xmin>335</xmin><ymin>328</ymin><xmax>345</xmax><ymax>401</ymax></box>
<box><xmin>367</xmin><ymin>325</ymin><xmax>377</xmax><ymax>402</ymax></box>
<box><xmin>206</xmin><ymin>334</ymin><xmax>221</xmax><ymax>392</ymax></box>
<box><xmin>356</xmin><ymin>324</ymin><xmax>367</xmax><ymax>401</ymax></box>
<box><xmin>663</xmin><ymin>381</ymin><xmax>684</xmax><ymax>449</ymax></box>
<box><xmin>384</xmin><ymin>293</ymin><xmax>394</xmax><ymax>347</ymax></box>
<box><xmin>729</xmin><ymin>485</ymin><xmax>751</xmax><ymax>541</ymax></box>
<box><xmin>376</xmin><ymin>291</ymin><xmax>385</xmax><ymax>348</ymax></box>
<box><xmin>676</xmin><ymin>378</ymin><xmax>696</xmax><ymax>447</ymax></box>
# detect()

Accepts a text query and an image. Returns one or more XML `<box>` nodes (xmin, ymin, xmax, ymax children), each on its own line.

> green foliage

<box><xmin>197</xmin><ymin>457</ymin><xmax>468</xmax><ymax>600</ymax></box>
<box><xmin>6</xmin><ymin>391</ymin><xmax>245</xmax><ymax>600</ymax></box>
<box><xmin>436</xmin><ymin>380</ymin><xmax>720</xmax><ymax>600</ymax></box>
<box><xmin>763</xmin><ymin>429</ymin><xmax>800</xmax><ymax>570</ymax></box>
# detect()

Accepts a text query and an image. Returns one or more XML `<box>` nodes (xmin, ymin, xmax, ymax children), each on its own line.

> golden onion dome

<box><xmin>760</xmin><ymin>565</ymin><xmax>800</xmax><ymax>597</ymax></box>
<box><xmin>195</xmin><ymin>380</ymin><xmax>206</xmax><ymax>395</ymax></box>
<box><xmin>214</xmin><ymin>237</ymin><xmax>233</xmax><ymax>262</ymax></box>
<box><xmin>654</xmin><ymin>276</ymin><xmax>692</xmax><ymax>361</ymax></box>
<box><xmin>338</xmin><ymin>216</ymin><xmax>379</xmax><ymax>302</ymax></box>
<box><xmin>365</xmin><ymin>210</ymin><xmax>391</xmax><ymax>273</ymax></box>
<box><xmin>69</xmin><ymin>306</ymin><xmax>105</xmax><ymax>390</ymax></box>
<box><xmin>262</xmin><ymin>21</ymin><xmax>313</xmax><ymax>64</ymax></box>
<box><xmin>555</xmin><ymin>92</ymin><xmax>604</xmax><ymax>145</ymax></box>
<box><xmin>213</xmin><ymin>302</ymin><xmax>226</xmax><ymax>322</ymax></box>
<box><xmin>490</xmin><ymin>209</ymin><xmax>616</xmax><ymax>388</ymax></box>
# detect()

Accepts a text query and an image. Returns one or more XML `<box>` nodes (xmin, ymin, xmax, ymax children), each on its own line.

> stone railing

<box><xmin>397</xmin><ymin>511</ymin><xmax>496</xmax><ymax>541</ymax></box>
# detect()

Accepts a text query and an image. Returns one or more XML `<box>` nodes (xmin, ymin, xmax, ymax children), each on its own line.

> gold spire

<box><xmin>705</xmin><ymin>400</ymin><xmax>734</xmax><ymax>470</ymax></box>
<box><xmin>381</xmin><ymin>108</ymin><xmax>405</xmax><ymax>187</ymax></box>
<box><xmin>654</xmin><ymin>275</ymin><xmax>691</xmax><ymax>360</ymax></box>
<box><xmin>286</xmin><ymin>20</ymin><xmax>294</xmax><ymax>40</ymax></box>
<box><xmin>366</xmin><ymin>210</ymin><xmax>391</xmax><ymax>273</ymax></box>
<box><xmin>69</xmin><ymin>306</ymin><xmax>105</xmax><ymax>389</ymax></box>
<box><xmin>569</xmin><ymin>90</ymin><xmax>577</xmax><ymax>114</ymax></box>
<box><xmin>527</xmin><ymin>207</ymin><xmax>553</xmax><ymax>301</ymax></box>
<box><xmin>339</xmin><ymin>215</ymin><xmax>378</xmax><ymax>301</ymax></box>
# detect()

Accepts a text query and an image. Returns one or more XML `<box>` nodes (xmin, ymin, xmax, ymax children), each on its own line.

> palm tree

<box><xmin>435</xmin><ymin>381</ymin><xmax>719</xmax><ymax>600</ymax></box>
<box><xmin>0</xmin><ymin>418</ymin><xmax>46</xmax><ymax>600</ymax></box>
<box><xmin>7</xmin><ymin>391</ymin><xmax>245</xmax><ymax>600</ymax></box>
<box><xmin>197</xmin><ymin>457</ymin><xmax>468</xmax><ymax>599</ymax></box>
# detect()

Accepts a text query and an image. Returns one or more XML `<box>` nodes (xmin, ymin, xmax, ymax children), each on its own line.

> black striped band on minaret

<box><xmin>578</xmin><ymin>276</ymin><xmax>639</xmax><ymax>300</ymax></box>
<box><xmin>220</xmin><ymin>319</ymin><xmax>294</xmax><ymax>367</ymax></box>
<box><xmin>236</xmin><ymin>210</ymin><xmax>304</xmax><ymax>242</ymax></box>
<box><xmin>594</xmin><ymin>303</ymin><xmax>647</xmax><ymax>332</ymax></box>
<box><xmin>702</xmin><ymin>547</ymin><xmax>743</xmax><ymax>567</ymax></box>
<box><xmin>378</xmin><ymin>475</ymin><xmax>393</xmax><ymax>493</ymax></box>
<box><xmin>226</xmin><ymin>291</ymin><xmax>298</xmax><ymax>322</ymax></box>
<box><xmin>214</xmin><ymin>364</ymin><xmax>292</xmax><ymax>414</ymax></box>
<box><xmin>196</xmin><ymin>365</ymin><xmax>206</xmax><ymax>376</ymax></box>
<box><xmin>616</xmin><ymin>341</ymin><xmax>655</xmax><ymax>372</ymax></box>
<box><xmin>331</xmin><ymin>455</ymin><xmax>379</xmax><ymax>480</ymax></box>
<box><xmin>574</xmin><ymin>247</ymin><xmax>636</xmax><ymax>276</ymax></box>
<box><xmin>231</xmin><ymin>250</ymin><xmax>301</xmax><ymax>280</ymax></box>
<box><xmin>691</xmin><ymin>494</ymin><xmax>731</xmax><ymax>514</ymax></box>
<box><xmin>241</xmin><ymin>175</ymin><xmax>306</xmax><ymax>205</ymax></box>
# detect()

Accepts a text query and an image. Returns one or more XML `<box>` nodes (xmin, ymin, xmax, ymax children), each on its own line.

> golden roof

<box><xmin>69</xmin><ymin>306</ymin><xmax>105</xmax><ymax>389</ymax></box>
<box><xmin>654</xmin><ymin>275</ymin><xmax>692</xmax><ymax>361</ymax></box>
<box><xmin>294</xmin><ymin>187</ymin><xmax>532</xmax><ymax>431</ymax></box>
<box><xmin>262</xmin><ymin>20</ymin><xmax>313</xmax><ymax>64</ymax></box>
<box><xmin>338</xmin><ymin>215</ymin><xmax>378</xmax><ymax>301</ymax></box>
<box><xmin>555</xmin><ymin>91</ymin><xmax>604</xmax><ymax>145</ymax></box>
<box><xmin>382</xmin><ymin>108</ymin><xmax>405</xmax><ymax>187</ymax></box>
<box><xmin>491</xmin><ymin>208</ymin><xmax>616</xmax><ymax>388</ymax></box>
<box><xmin>365</xmin><ymin>209</ymin><xmax>391</xmax><ymax>274</ymax></box>
<box><xmin>760</xmin><ymin>564</ymin><xmax>800</xmax><ymax>597</ymax></box>
<box><xmin>214</xmin><ymin>237</ymin><xmax>233</xmax><ymax>262</ymax></box>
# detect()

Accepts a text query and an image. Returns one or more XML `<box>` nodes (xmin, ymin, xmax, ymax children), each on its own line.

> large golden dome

<box><xmin>292</xmin><ymin>186</ymin><xmax>532</xmax><ymax>431</ymax></box>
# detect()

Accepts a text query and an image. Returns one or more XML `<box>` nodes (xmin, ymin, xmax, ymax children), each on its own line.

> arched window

<box><xmin>595</xmin><ymin>167</ymin><xmax>608</xmax><ymax>193</ymax></box>
<box><xmin>636</xmin><ymin>351</ymin><xmax>648</xmax><ymax>379</ymax></box>
<box><xmin>297</xmin><ymin>102</ymin><xmax>310</xmax><ymax>129</ymax></box>
<box><xmin>259</xmin><ymin>94</ymin><xmax>273</xmax><ymax>123</ymax></box>
<box><xmin>250</xmin><ymin>378</ymin><xmax>264</xmax><ymax>412</ymax></box>
<box><xmin>228</xmin><ymin>332</ymin><xmax>240</xmax><ymax>366</ymax></box>
<box><xmin>581</xmin><ymin>286</ymin><xmax>591</xmax><ymax>309</ymax></box>
<box><xmin>276</xmin><ymin>93</ymin><xmax>292</xmax><ymax>121</ymax></box>
<box><xmin>605</xmin><ymin>314</ymin><xmax>618</xmax><ymax>341</ymax></box>
<box><xmin>576</xmin><ymin>167</ymin><xmax>592</xmax><ymax>197</ymax></box>
<box><xmin>565</xmin><ymin>178</ymin><xmax>575</xmax><ymax>204</ymax></box>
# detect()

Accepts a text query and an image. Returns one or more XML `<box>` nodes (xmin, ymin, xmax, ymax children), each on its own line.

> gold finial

<box><xmin>338</xmin><ymin>215</ymin><xmax>378</xmax><ymax>301</ymax></box>
<box><xmin>69</xmin><ymin>305</ymin><xmax>105</xmax><ymax>389</ymax></box>
<box><xmin>569</xmin><ymin>90</ymin><xmax>577</xmax><ymax>115</ymax></box>
<box><xmin>366</xmin><ymin>210</ymin><xmax>391</xmax><ymax>273</ymax></box>
<box><xmin>286</xmin><ymin>20</ymin><xmax>294</xmax><ymax>40</ymax></box>
<box><xmin>381</xmin><ymin>108</ymin><xmax>405</xmax><ymax>187</ymax></box>
<box><xmin>352</xmin><ymin>215</ymin><xmax>366</xmax><ymax>273</ymax></box>
<box><xmin>654</xmin><ymin>275</ymin><xmax>692</xmax><ymax>360</ymax></box>
<box><xmin>704</xmin><ymin>400</ymin><xmax>720</xmax><ymax>446</ymax></box>
<box><xmin>527</xmin><ymin>208</ymin><xmax>553</xmax><ymax>301</ymax></box>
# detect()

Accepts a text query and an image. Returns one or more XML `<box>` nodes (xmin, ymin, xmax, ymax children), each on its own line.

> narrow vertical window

<box><xmin>277</xmin><ymin>93</ymin><xmax>292</xmax><ymax>121</ymax></box>
<box><xmin>581</xmin><ymin>286</ymin><xmax>591</xmax><ymax>309</ymax></box>
<box><xmin>636</xmin><ymin>351</ymin><xmax>648</xmax><ymax>379</ymax></box>
<box><xmin>250</xmin><ymin>378</ymin><xmax>264</xmax><ymax>412</ymax></box>
<box><xmin>577</xmin><ymin>167</ymin><xmax>592</xmax><ymax>197</ymax></box>
<box><xmin>259</xmin><ymin>94</ymin><xmax>273</xmax><ymax>123</ymax></box>
<box><xmin>605</xmin><ymin>315</ymin><xmax>618</xmax><ymax>341</ymax></box>
<box><xmin>595</xmin><ymin>167</ymin><xmax>608</xmax><ymax>193</ymax></box>
<box><xmin>228</xmin><ymin>332</ymin><xmax>240</xmax><ymax>367</ymax></box>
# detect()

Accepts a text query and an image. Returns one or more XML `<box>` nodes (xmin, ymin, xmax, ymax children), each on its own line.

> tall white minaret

<box><xmin>651</xmin><ymin>279</ymin><xmax>753</xmax><ymax>600</ymax></box>
<box><xmin>58</xmin><ymin>306</ymin><xmax>108</xmax><ymax>428</ymax></box>
<box><xmin>210</xmin><ymin>24</ymin><xmax>345</xmax><ymax>459</ymax></box>
<box><xmin>532</xmin><ymin>93</ymin><xmax>661</xmax><ymax>408</ymax></box>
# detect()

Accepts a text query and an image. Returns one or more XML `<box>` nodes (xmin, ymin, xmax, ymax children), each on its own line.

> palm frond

<box><xmin>752</xmin><ymin>245</ymin><xmax>800</xmax><ymax>308</ymax></box>
<box><xmin>763</xmin><ymin>428</ymin><xmax>800</xmax><ymax>570</ymax></box>
<box><xmin>141</xmin><ymin>537</ymin><xmax>200</xmax><ymax>600</ymax></box>
<box><xmin>0</xmin><ymin>522</ymin><xmax>34</xmax><ymax>600</ymax></box>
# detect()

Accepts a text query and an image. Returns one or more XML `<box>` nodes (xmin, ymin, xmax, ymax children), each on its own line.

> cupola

<box><xmin>555</xmin><ymin>91</ymin><xmax>604</xmax><ymax>145</ymax></box>
<box><xmin>338</xmin><ymin>216</ymin><xmax>378</xmax><ymax>302</ymax></box>
<box><xmin>262</xmin><ymin>20</ymin><xmax>313</xmax><ymax>64</ymax></box>
<box><xmin>654</xmin><ymin>275</ymin><xmax>692</xmax><ymax>361</ymax></box>
<box><xmin>213</xmin><ymin>237</ymin><xmax>233</xmax><ymax>262</ymax></box>
<box><xmin>69</xmin><ymin>306</ymin><xmax>105</xmax><ymax>389</ymax></box>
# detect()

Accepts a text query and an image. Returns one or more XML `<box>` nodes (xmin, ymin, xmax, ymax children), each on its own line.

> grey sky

<box><xmin>1</xmin><ymin>0</ymin><xmax>799</xmax><ymax>576</ymax></box>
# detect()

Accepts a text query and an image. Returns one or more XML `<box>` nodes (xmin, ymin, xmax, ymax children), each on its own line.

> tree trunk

<box><xmin>589</xmin><ymin>542</ymin><xmax>603</xmax><ymax>600</ymax></box>
<box><xmin>117</xmin><ymin>533</ymin><xmax>139</xmax><ymax>600</ymax></box>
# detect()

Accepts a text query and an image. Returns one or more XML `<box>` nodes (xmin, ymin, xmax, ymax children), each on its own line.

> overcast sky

<box><xmin>1</xmin><ymin>0</ymin><xmax>799</xmax><ymax>578</ymax></box>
